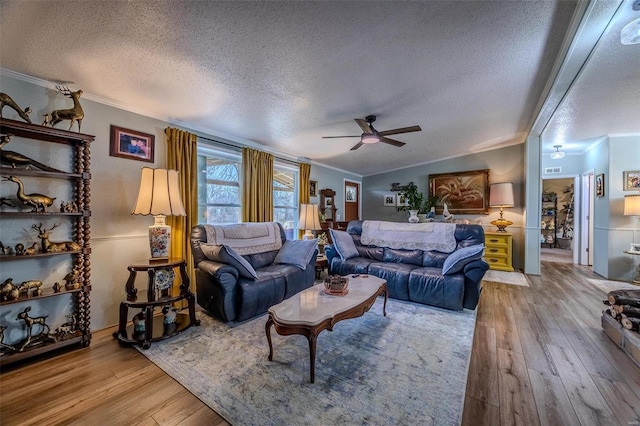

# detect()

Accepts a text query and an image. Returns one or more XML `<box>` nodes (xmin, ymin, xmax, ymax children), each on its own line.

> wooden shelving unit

<box><xmin>0</xmin><ymin>118</ymin><xmax>93</xmax><ymax>366</ymax></box>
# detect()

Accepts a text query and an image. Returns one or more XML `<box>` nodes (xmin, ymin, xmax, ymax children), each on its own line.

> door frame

<box><xmin>343</xmin><ymin>178</ymin><xmax>362</xmax><ymax>222</ymax></box>
<box><xmin>581</xmin><ymin>169</ymin><xmax>594</xmax><ymax>266</ymax></box>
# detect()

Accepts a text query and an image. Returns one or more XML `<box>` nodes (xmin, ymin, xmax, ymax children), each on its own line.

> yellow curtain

<box><xmin>165</xmin><ymin>127</ymin><xmax>198</xmax><ymax>286</ymax></box>
<box><xmin>298</xmin><ymin>163</ymin><xmax>311</xmax><ymax>239</ymax></box>
<box><xmin>242</xmin><ymin>147</ymin><xmax>274</xmax><ymax>222</ymax></box>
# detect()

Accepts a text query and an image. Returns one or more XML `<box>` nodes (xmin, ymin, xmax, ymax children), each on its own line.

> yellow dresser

<box><xmin>484</xmin><ymin>232</ymin><xmax>514</xmax><ymax>272</ymax></box>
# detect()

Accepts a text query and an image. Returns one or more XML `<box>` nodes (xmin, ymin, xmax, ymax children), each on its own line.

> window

<box><xmin>197</xmin><ymin>151</ymin><xmax>241</xmax><ymax>224</ymax></box>
<box><xmin>273</xmin><ymin>168</ymin><xmax>297</xmax><ymax>239</ymax></box>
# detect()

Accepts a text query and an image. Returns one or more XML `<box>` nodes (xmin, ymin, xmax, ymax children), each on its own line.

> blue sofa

<box><xmin>191</xmin><ymin>222</ymin><xmax>317</xmax><ymax>322</ymax></box>
<box><xmin>325</xmin><ymin>220</ymin><xmax>489</xmax><ymax>311</ymax></box>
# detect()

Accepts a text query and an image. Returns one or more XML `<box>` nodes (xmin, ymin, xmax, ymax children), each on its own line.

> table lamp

<box><xmin>489</xmin><ymin>182</ymin><xmax>515</xmax><ymax>232</ymax></box>
<box><xmin>132</xmin><ymin>167</ymin><xmax>186</xmax><ymax>260</ymax></box>
<box><xmin>298</xmin><ymin>204</ymin><xmax>321</xmax><ymax>240</ymax></box>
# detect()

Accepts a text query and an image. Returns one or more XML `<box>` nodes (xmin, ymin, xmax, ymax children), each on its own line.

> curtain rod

<box><xmin>196</xmin><ymin>134</ymin><xmax>301</xmax><ymax>166</ymax></box>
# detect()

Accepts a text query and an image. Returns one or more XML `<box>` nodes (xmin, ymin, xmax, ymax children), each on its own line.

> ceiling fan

<box><xmin>322</xmin><ymin>115</ymin><xmax>422</xmax><ymax>151</ymax></box>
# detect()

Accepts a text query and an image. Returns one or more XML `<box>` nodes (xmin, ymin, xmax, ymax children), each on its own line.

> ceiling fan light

<box><xmin>361</xmin><ymin>133</ymin><xmax>380</xmax><ymax>144</ymax></box>
<box><xmin>621</xmin><ymin>17</ymin><xmax>640</xmax><ymax>45</ymax></box>
<box><xmin>551</xmin><ymin>144</ymin><xmax>565</xmax><ymax>159</ymax></box>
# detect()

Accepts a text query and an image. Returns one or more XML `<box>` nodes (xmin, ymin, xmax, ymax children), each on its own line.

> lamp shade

<box><xmin>489</xmin><ymin>183</ymin><xmax>515</xmax><ymax>207</ymax></box>
<box><xmin>132</xmin><ymin>167</ymin><xmax>186</xmax><ymax>216</ymax></box>
<box><xmin>298</xmin><ymin>204</ymin><xmax>322</xmax><ymax>230</ymax></box>
<box><xmin>624</xmin><ymin>194</ymin><xmax>640</xmax><ymax>216</ymax></box>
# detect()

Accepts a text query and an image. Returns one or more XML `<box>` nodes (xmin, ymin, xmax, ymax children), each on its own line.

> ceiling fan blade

<box><xmin>380</xmin><ymin>137</ymin><xmax>406</xmax><ymax>147</ymax></box>
<box><xmin>322</xmin><ymin>135</ymin><xmax>360</xmax><ymax>139</ymax></box>
<box><xmin>350</xmin><ymin>141</ymin><xmax>364</xmax><ymax>151</ymax></box>
<box><xmin>378</xmin><ymin>125</ymin><xmax>422</xmax><ymax>137</ymax></box>
<box><xmin>355</xmin><ymin>118</ymin><xmax>373</xmax><ymax>133</ymax></box>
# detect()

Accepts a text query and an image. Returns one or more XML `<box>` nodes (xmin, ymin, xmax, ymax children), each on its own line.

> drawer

<box><xmin>486</xmin><ymin>235</ymin><xmax>510</xmax><ymax>245</ymax></box>
<box><xmin>485</xmin><ymin>256</ymin><xmax>510</xmax><ymax>268</ymax></box>
<box><xmin>485</xmin><ymin>246</ymin><xmax>508</xmax><ymax>256</ymax></box>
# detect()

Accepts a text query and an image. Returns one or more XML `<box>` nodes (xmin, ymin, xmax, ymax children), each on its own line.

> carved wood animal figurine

<box><xmin>32</xmin><ymin>223</ymin><xmax>81</xmax><ymax>253</ymax></box>
<box><xmin>16</xmin><ymin>306</ymin><xmax>51</xmax><ymax>351</ymax></box>
<box><xmin>19</xmin><ymin>280</ymin><xmax>43</xmax><ymax>297</ymax></box>
<box><xmin>0</xmin><ymin>93</ymin><xmax>32</xmax><ymax>123</ymax></box>
<box><xmin>49</xmin><ymin>86</ymin><xmax>84</xmax><ymax>132</ymax></box>
<box><xmin>0</xmin><ymin>241</ymin><xmax>12</xmax><ymax>255</ymax></box>
<box><xmin>3</xmin><ymin>175</ymin><xmax>56</xmax><ymax>212</ymax></box>
<box><xmin>42</xmin><ymin>114</ymin><xmax>52</xmax><ymax>126</ymax></box>
<box><xmin>0</xmin><ymin>134</ymin><xmax>64</xmax><ymax>172</ymax></box>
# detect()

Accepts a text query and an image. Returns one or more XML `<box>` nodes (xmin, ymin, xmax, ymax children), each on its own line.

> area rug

<box><xmin>138</xmin><ymin>298</ymin><xmax>477</xmax><ymax>425</ymax></box>
<box><xmin>483</xmin><ymin>269</ymin><xmax>529</xmax><ymax>287</ymax></box>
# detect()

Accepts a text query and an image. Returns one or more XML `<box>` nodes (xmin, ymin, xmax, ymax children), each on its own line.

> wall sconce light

<box><xmin>550</xmin><ymin>145</ymin><xmax>565</xmax><ymax>160</ymax></box>
<box><xmin>489</xmin><ymin>182</ymin><xmax>515</xmax><ymax>232</ymax></box>
<box><xmin>132</xmin><ymin>167</ymin><xmax>186</xmax><ymax>260</ymax></box>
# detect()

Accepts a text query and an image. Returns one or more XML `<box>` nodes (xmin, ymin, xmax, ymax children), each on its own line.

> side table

<box><xmin>315</xmin><ymin>255</ymin><xmax>328</xmax><ymax>279</ymax></box>
<box><xmin>623</xmin><ymin>250</ymin><xmax>640</xmax><ymax>285</ymax></box>
<box><xmin>113</xmin><ymin>258</ymin><xmax>200</xmax><ymax>349</ymax></box>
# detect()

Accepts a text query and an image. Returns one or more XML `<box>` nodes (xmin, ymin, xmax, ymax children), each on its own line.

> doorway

<box><xmin>541</xmin><ymin>177</ymin><xmax>575</xmax><ymax>264</ymax></box>
<box><xmin>344</xmin><ymin>180</ymin><xmax>360</xmax><ymax>222</ymax></box>
<box><xmin>580</xmin><ymin>171</ymin><xmax>594</xmax><ymax>266</ymax></box>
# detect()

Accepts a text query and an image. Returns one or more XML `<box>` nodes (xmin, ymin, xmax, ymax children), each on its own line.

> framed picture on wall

<box><xmin>595</xmin><ymin>173</ymin><xmax>605</xmax><ymax>197</ymax></box>
<box><xmin>396</xmin><ymin>193</ymin><xmax>408</xmax><ymax>207</ymax></box>
<box><xmin>309</xmin><ymin>180</ymin><xmax>317</xmax><ymax>197</ymax></box>
<box><xmin>429</xmin><ymin>169</ymin><xmax>490</xmax><ymax>214</ymax></box>
<box><xmin>345</xmin><ymin>186</ymin><xmax>357</xmax><ymax>203</ymax></box>
<box><xmin>109</xmin><ymin>125</ymin><xmax>155</xmax><ymax>163</ymax></box>
<box><xmin>383</xmin><ymin>193</ymin><xmax>396</xmax><ymax>206</ymax></box>
<box><xmin>623</xmin><ymin>170</ymin><xmax>640</xmax><ymax>191</ymax></box>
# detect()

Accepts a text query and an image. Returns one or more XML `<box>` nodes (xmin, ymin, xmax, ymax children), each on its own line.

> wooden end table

<box><xmin>113</xmin><ymin>258</ymin><xmax>200</xmax><ymax>349</ymax></box>
<box><xmin>315</xmin><ymin>254</ymin><xmax>328</xmax><ymax>279</ymax></box>
<box><xmin>265</xmin><ymin>275</ymin><xmax>387</xmax><ymax>383</ymax></box>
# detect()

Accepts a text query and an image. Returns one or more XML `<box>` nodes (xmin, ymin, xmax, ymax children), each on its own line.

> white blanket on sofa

<box><xmin>361</xmin><ymin>220</ymin><xmax>457</xmax><ymax>253</ymax></box>
<box><xmin>203</xmin><ymin>222</ymin><xmax>282</xmax><ymax>255</ymax></box>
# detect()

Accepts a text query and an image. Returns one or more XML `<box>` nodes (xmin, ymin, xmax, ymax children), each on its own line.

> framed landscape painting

<box><xmin>429</xmin><ymin>169</ymin><xmax>490</xmax><ymax>214</ymax></box>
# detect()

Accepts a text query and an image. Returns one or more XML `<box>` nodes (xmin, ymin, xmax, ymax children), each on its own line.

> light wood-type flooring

<box><xmin>1</xmin><ymin>262</ymin><xmax>639</xmax><ymax>425</ymax></box>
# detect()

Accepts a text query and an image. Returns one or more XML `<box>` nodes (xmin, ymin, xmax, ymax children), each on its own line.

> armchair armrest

<box><xmin>461</xmin><ymin>258</ymin><xmax>489</xmax><ymax>310</ymax></box>
<box><xmin>324</xmin><ymin>244</ymin><xmax>338</xmax><ymax>273</ymax></box>
<box><xmin>195</xmin><ymin>259</ymin><xmax>241</xmax><ymax>322</ymax></box>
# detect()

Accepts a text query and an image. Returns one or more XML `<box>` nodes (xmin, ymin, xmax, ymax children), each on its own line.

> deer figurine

<box><xmin>49</xmin><ymin>86</ymin><xmax>84</xmax><ymax>132</ymax></box>
<box><xmin>16</xmin><ymin>306</ymin><xmax>51</xmax><ymax>351</ymax></box>
<box><xmin>0</xmin><ymin>93</ymin><xmax>32</xmax><ymax>123</ymax></box>
<box><xmin>3</xmin><ymin>175</ymin><xmax>55</xmax><ymax>212</ymax></box>
<box><xmin>32</xmin><ymin>223</ymin><xmax>81</xmax><ymax>253</ymax></box>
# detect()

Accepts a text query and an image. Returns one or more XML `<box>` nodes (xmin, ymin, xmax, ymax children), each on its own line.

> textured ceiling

<box><xmin>0</xmin><ymin>1</ymin><xmax>599</xmax><ymax>175</ymax></box>
<box><xmin>542</xmin><ymin>0</ymin><xmax>640</xmax><ymax>154</ymax></box>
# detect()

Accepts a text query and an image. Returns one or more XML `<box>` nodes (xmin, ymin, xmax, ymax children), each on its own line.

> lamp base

<box><xmin>149</xmin><ymin>215</ymin><xmax>171</xmax><ymax>260</ymax></box>
<box><xmin>302</xmin><ymin>230</ymin><xmax>315</xmax><ymax>240</ymax></box>
<box><xmin>490</xmin><ymin>218</ymin><xmax>513</xmax><ymax>233</ymax></box>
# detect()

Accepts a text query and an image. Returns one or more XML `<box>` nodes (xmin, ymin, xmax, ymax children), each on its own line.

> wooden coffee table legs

<box><xmin>265</xmin><ymin>287</ymin><xmax>387</xmax><ymax>383</ymax></box>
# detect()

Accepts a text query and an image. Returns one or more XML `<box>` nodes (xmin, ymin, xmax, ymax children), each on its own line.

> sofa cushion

<box><xmin>330</xmin><ymin>257</ymin><xmax>377</xmax><ymax>276</ymax></box>
<box><xmin>274</xmin><ymin>239</ymin><xmax>317</xmax><ymax>270</ymax></box>
<box><xmin>356</xmin><ymin>245</ymin><xmax>384</xmax><ymax>261</ymax></box>
<box><xmin>408</xmin><ymin>267</ymin><xmax>465</xmax><ymax>310</ymax></box>
<box><xmin>200</xmin><ymin>244</ymin><xmax>258</xmax><ymax>279</ymax></box>
<box><xmin>442</xmin><ymin>244</ymin><xmax>485</xmax><ymax>275</ymax></box>
<box><xmin>330</xmin><ymin>228</ymin><xmax>359</xmax><ymax>260</ymax></box>
<box><xmin>368</xmin><ymin>262</ymin><xmax>419</xmax><ymax>301</ymax></box>
<box><xmin>383</xmin><ymin>248</ymin><xmax>423</xmax><ymax>266</ymax></box>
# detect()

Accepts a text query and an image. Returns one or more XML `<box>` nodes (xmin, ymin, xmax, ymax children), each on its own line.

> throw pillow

<box><xmin>274</xmin><ymin>239</ymin><xmax>317</xmax><ymax>270</ymax></box>
<box><xmin>329</xmin><ymin>228</ymin><xmax>359</xmax><ymax>261</ymax></box>
<box><xmin>442</xmin><ymin>244</ymin><xmax>485</xmax><ymax>275</ymax></box>
<box><xmin>200</xmin><ymin>244</ymin><xmax>258</xmax><ymax>279</ymax></box>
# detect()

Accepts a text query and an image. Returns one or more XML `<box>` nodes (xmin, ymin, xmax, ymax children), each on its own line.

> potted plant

<box><xmin>397</xmin><ymin>183</ymin><xmax>423</xmax><ymax>223</ymax></box>
<box><xmin>418</xmin><ymin>195</ymin><xmax>439</xmax><ymax>221</ymax></box>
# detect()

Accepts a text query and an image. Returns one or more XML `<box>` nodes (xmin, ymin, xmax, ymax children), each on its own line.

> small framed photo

<box><xmin>623</xmin><ymin>170</ymin><xmax>640</xmax><ymax>191</ymax></box>
<box><xmin>383</xmin><ymin>193</ymin><xmax>396</xmax><ymax>206</ymax></box>
<box><xmin>110</xmin><ymin>125</ymin><xmax>155</xmax><ymax>163</ymax></box>
<box><xmin>595</xmin><ymin>173</ymin><xmax>605</xmax><ymax>197</ymax></box>
<box><xmin>397</xmin><ymin>193</ymin><xmax>408</xmax><ymax>207</ymax></box>
<box><xmin>309</xmin><ymin>180</ymin><xmax>317</xmax><ymax>197</ymax></box>
<box><xmin>325</xmin><ymin>197</ymin><xmax>333</xmax><ymax>207</ymax></box>
<box><xmin>345</xmin><ymin>186</ymin><xmax>357</xmax><ymax>203</ymax></box>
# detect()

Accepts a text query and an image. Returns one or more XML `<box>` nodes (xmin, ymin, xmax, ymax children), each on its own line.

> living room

<box><xmin>1</xmin><ymin>1</ymin><xmax>640</xmax><ymax>424</ymax></box>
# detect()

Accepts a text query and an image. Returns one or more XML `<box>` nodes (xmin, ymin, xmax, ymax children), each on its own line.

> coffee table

<box><xmin>265</xmin><ymin>275</ymin><xmax>387</xmax><ymax>383</ymax></box>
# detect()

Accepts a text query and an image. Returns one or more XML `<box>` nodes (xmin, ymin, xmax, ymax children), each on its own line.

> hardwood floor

<box><xmin>463</xmin><ymin>262</ymin><xmax>640</xmax><ymax>426</ymax></box>
<box><xmin>1</xmin><ymin>262</ymin><xmax>639</xmax><ymax>425</ymax></box>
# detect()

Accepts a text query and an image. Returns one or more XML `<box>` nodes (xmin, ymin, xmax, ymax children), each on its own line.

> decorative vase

<box><xmin>408</xmin><ymin>210</ymin><xmax>419</xmax><ymax>223</ymax></box>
